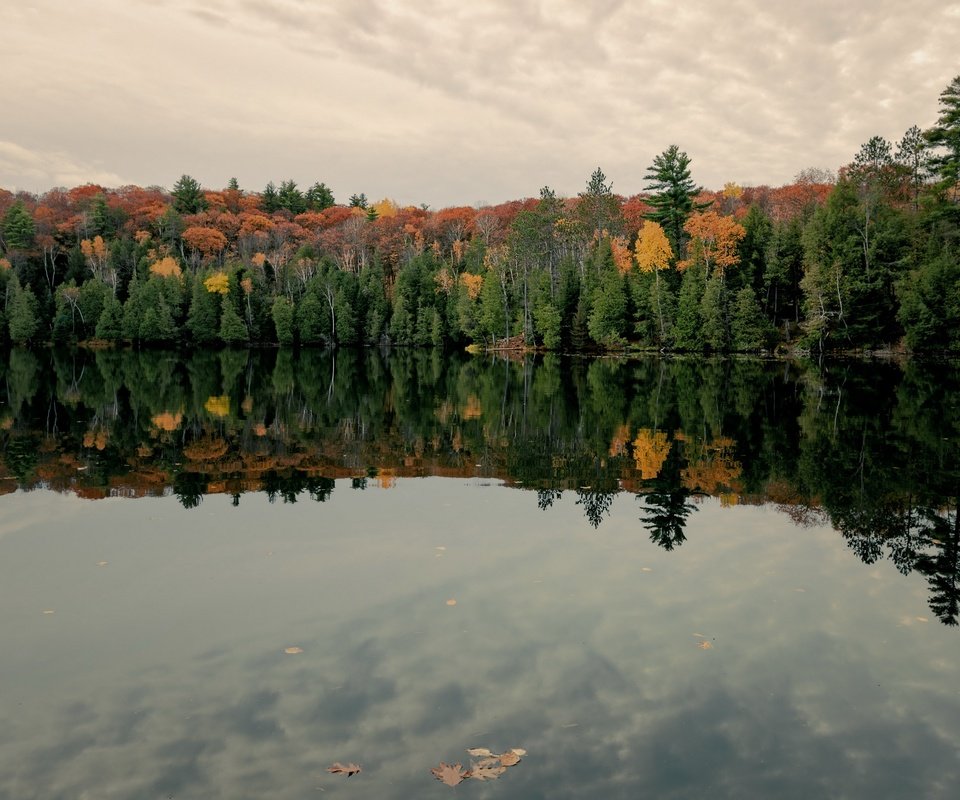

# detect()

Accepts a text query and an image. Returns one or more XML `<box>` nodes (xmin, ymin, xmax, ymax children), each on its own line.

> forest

<box><xmin>0</xmin><ymin>75</ymin><xmax>957</xmax><ymax>354</ymax></box>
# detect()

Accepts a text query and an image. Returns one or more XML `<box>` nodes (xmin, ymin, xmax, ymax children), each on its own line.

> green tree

<box><xmin>588</xmin><ymin>268</ymin><xmax>627</xmax><ymax>347</ymax></box>
<box><xmin>186</xmin><ymin>275</ymin><xmax>220</xmax><ymax>344</ymax></box>
<box><xmin>7</xmin><ymin>276</ymin><xmax>40</xmax><ymax>344</ymax></box>
<box><xmin>95</xmin><ymin>293</ymin><xmax>123</xmax><ymax>340</ymax></box>
<box><xmin>731</xmin><ymin>286</ymin><xmax>770</xmax><ymax>350</ymax></box>
<box><xmin>306</xmin><ymin>182</ymin><xmax>335</xmax><ymax>211</ymax></box>
<box><xmin>577</xmin><ymin>168</ymin><xmax>622</xmax><ymax>239</ymax></box>
<box><xmin>171</xmin><ymin>174</ymin><xmax>208</xmax><ymax>215</ymax></box>
<box><xmin>219</xmin><ymin>294</ymin><xmax>249</xmax><ymax>344</ymax></box>
<box><xmin>673</xmin><ymin>263</ymin><xmax>705</xmax><ymax>350</ymax></box>
<box><xmin>925</xmin><ymin>74</ymin><xmax>960</xmax><ymax>190</ymax></box>
<box><xmin>644</xmin><ymin>145</ymin><xmax>708</xmax><ymax>256</ymax></box>
<box><xmin>700</xmin><ymin>276</ymin><xmax>729</xmax><ymax>351</ymax></box>
<box><xmin>3</xmin><ymin>200</ymin><xmax>35</xmax><ymax>251</ymax></box>
<box><xmin>271</xmin><ymin>295</ymin><xmax>296</xmax><ymax>345</ymax></box>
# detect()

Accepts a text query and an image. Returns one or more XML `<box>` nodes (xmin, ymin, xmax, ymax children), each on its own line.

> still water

<box><xmin>0</xmin><ymin>348</ymin><xmax>958</xmax><ymax>799</ymax></box>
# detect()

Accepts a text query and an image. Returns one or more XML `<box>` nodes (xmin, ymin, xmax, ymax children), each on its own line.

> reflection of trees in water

<box><xmin>2</xmin><ymin>348</ymin><xmax>959</xmax><ymax>626</ymax></box>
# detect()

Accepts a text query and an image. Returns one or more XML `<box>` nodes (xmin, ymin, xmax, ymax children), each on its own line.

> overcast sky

<box><xmin>2</xmin><ymin>0</ymin><xmax>958</xmax><ymax>207</ymax></box>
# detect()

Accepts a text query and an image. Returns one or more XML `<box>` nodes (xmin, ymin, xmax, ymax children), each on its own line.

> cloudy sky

<box><xmin>3</xmin><ymin>0</ymin><xmax>959</xmax><ymax>207</ymax></box>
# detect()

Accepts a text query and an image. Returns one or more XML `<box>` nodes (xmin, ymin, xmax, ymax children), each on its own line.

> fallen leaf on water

<box><xmin>507</xmin><ymin>748</ymin><xmax>527</xmax><ymax>757</ymax></box>
<box><xmin>469</xmin><ymin>764</ymin><xmax>506</xmax><ymax>781</ymax></box>
<box><xmin>42</xmin><ymin>609</ymin><xmax>55</xmax><ymax>615</ymax></box>
<box><xmin>431</xmin><ymin>762</ymin><xmax>469</xmax><ymax>786</ymax></box>
<box><xmin>327</xmin><ymin>762</ymin><xmax>362</xmax><ymax>777</ymax></box>
<box><xmin>466</xmin><ymin>747</ymin><xmax>494</xmax><ymax>757</ymax></box>
<box><xmin>698</xmin><ymin>641</ymin><xmax>713</xmax><ymax>650</ymax></box>
<box><xmin>499</xmin><ymin>751</ymin><xmax>521</xmax><ymax>767</ymax></box>
<box><xmin>284</xmin><ymin>646</ymin><xmax>304</xmax><ymax>654</ymax></box>
<box><xmin>446</xmin><ymin>599</ymin><xmax>457</xmax><ymax>606</ymax></box>
<box><xmin>641</xmin><ymin>567</ymin><xmax>653</xmax><ymax>572</ymax></box>
<box><xmin>96</xmin><ymin>561</ymin><xmax>109</xmax><ymax>567</ymax></box>
<box><xmin>692</xmin><ymin>633</ymin><xmax>706</xmax><ymax>638</ymax></box>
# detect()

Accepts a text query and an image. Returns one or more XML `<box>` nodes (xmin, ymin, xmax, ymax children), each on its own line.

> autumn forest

<box><xmin>0</xmin><ymin>76</ymin><xmax>958</xmax><ymax>354</ymax></box>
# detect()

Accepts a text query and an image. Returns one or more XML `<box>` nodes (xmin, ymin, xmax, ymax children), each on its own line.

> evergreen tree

<box><xmin>305</xmin><ymin>182</ymin><xmax>335</xmax><ymax>211</ymax></box>
<box><xmin>219</xmin><ymin>294</ymin><xmax>249</xmax><ymax>344</ymax></box>
<box><xmin>277</xmin><ymin>180</ymin><xmax>307</xmax><ymax>215</ymax></box>
<box><xmin>171</xmin><ymin>174</ymin><xmax>208</xmax><ymax>215</ymax></box>
<box><xmin>261</xmin><ymin>182</ymin><xmax>280</xmax><ymax>213</ymax></box>
<box><xmin>673</xmin><ymin>264</ymin><xmax>705</xmax><ymax>350</ymax></box>
<box><xmin>588</xmin><ymin>269</ymin><xmax>627</xmax><ymax>346</ymax></box>
<box><xmin>271</xmin><ymin>295</ymin><xmax>296</xmax><ymax>345</ymax></box>
<box><xmin>731</xmin><ymin>286</ymin><xmax>770</xmax><ymax>350</ymax></box>
<box><xmin>186</xmin><ymin>276</ymin><xmax>220</xmax><ymax>344</ymax></box>
<box><xmin>3</xmin><ymin>200</ymin><xmax>35</xmax><ymax>250</ymax></box>
<box><xmin>644</xmin><ymin>145</ymin><xmax>708</xmax><ymax>256</ymax></box>
<box><xmin>925</xmin><ymin>74</ymin><xmax>960</xmax><ymax>190</ymax></box>
<box><xmin>700</xmin><ymin>276</ymin><xmax>729</xmax><ymax>351</ymax></box>
<box><xmin>577</xmin><ymin>167</ymin><xmax>622</xmax><ymax>238</ymax></box>
<box><xmin>95</xmin><ymin>294</ymin><xmax>123</xmax><ymax>340</ymax></box>
<box><xmin>7</xmin><ymin>277</ymin><xmax>39</xmax><ymax>344</ymax></box>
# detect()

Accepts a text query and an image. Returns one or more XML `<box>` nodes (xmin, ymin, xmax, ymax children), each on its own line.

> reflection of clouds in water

<box><xmin>0</xmin><ymin>486</ymin><xmax>958</xmax><ymax>798</ymax></box>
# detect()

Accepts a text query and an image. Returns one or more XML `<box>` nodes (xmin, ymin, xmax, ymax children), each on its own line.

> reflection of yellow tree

<box><xmin>680</xmin><ymin>435</ymin><xmax>742</xmax><ymax>495</ymax></box>
<box><xmin>204</xmin><ymin>395</ymin><xmax>230</xmax><ymax>417</ymax></box>
<box><xmin>632</xmin><ymin>428</ymin><xmax>671</xmax><ymax>479</ymax></box>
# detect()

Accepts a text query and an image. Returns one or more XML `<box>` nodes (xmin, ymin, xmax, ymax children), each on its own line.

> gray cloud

<box><xmin>1</xmin><ymin>1</ymin><xmax>957</xmax><ymax>205</ymax></box>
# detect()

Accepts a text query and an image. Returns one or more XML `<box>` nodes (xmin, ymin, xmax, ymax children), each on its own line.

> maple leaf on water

<box><xmin>327</xmin><ymin>762</ymin><xmax>362</xmax><ymax>777</ymax></box>
<box><xmin>499</xmin><ymin>750</ymin><xmax>522</xmax><ymax>767</ymax></box>
<box><xmin>431</xmin><ymin>762</ymin><xmax>469</xmax><ymax>787</ymax></box>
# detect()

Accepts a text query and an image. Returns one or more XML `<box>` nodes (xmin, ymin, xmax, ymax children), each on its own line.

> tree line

<box><xmin>1</xmin><ymin>75</ymin><xmax>958</xmax><ymax>353</ymax></box>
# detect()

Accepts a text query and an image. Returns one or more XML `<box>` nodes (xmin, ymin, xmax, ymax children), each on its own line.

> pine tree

<box><xmin>673</xmin><ymin>264</ymin><xmax>705</xmax><ymax>350</ymax></box>
<box><xmin>3</xmin><ymin>201</ymin><xmax>35</xmax><ymax>250</ymax></box>
<box><xmin>95</xmin><ymin>294</ymin><xmax>123</xmax><ymax>340</ymax></box>
<box><xmin>731</xmin><ymin>286</ymin><xmax>770</xmax><ymax>351</ymax></box>
<box><xmin>171</xmin><ymin>174</ymin><xmax>208</xmax><ymax>215</ymax></box>
<box><xmin>644</xmin><ymin>145</ymin><xmax>708</xmax><ymax>256</ymax></box>
<box><xmin>186</xmin><ymin>275</ymin><xmax>219</xmax><ymax>344</ymax></box>
<box><xmin>271</xmin><ymin>295</ymin><xmax>296</xmax><ymax>345</ymax></box>
<box><xmin>7</xmin><ymin>277</ymin><xmax>39</xmax><ymax>344</ymax></box>
<box><xmin>219</xmin><ymin>295</ymin><xmax>249</xmax><ymax>344</ymax></box>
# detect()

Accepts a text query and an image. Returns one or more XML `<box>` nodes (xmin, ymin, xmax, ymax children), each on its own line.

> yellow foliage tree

<box><xmin>461</xmin><ymin>272</ymin><xmax>483</xmax><ymax>300</ymax></box>
<box><xmin>149</xmin><ymin>256</ymin><xmax>182</xmax><ymax>278</ymax></box>
<box><xmin>634</xmin><ymin>221</ymin><xmax>673</xmax><ymax>273</ymax></box>
<box><xmin>371</xmin><ymin>198</ymin><xmax>399</xmax><ymax>218</ymax></box>
<box><xmin>204</xmin><ymin>271</ymin><xmax>230</xmax><ymax>294</ymax></box>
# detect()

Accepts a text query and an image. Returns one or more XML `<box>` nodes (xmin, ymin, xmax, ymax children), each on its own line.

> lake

<box><xmin>0</xmin><ymin>348</ymin><xmax>958</xmax><ymax>799</ymax></box>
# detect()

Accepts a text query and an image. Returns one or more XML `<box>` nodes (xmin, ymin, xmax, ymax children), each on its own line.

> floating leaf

<box><xmin>431</xmin><ymin>762</ymin><xmax>469</xmax><ymax>786</ymax></box>
<box><xmin>96</xmin><ymin>561</ymin><xmax>109</xmax><ymax>567</ymax></box>
<box><xmin>697</xmin><ymin>641</ymin><xmax>713</xmax><ymax>650</ymax></box>
<box><xmin>284</xmin><ymin>646</ymin><xmax>304</xmax><ymax>654</ymax></box>
<box><xmin>499</xmin><ymin>751</ymin><xmax>521</xmax><ymax>767</ymax></box>
<box><xmin>507</xmin><ymin>748</ymin><xmax>527</xmax><ymax>757</ymax></box>
<box><xmin>446</xmin><ymin>599</ymin><xmax>457</xmax><ymax>606</ymax></box>
<box><xmin>469</xmin><ymin>764</ymin><xmax>506</xmax><ymax>781</ymax></box>
<box><xmin>466</xmin><ymin>747</ymin><xmax>494</xmax><ymax>757</ymax></box>
<box><xmin>327</xmin><ymin>762</ymin><xmax>362</xmax><ymax>777</ymax></box>
<box><xmin>42</xmin><ymin>609</ymin><xmax>55</xmax><ymax>615</ymax></box>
